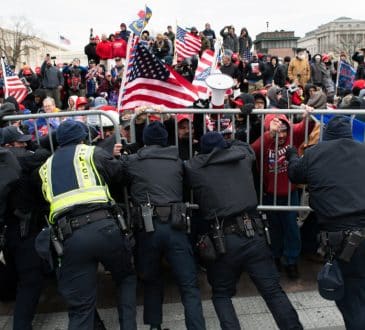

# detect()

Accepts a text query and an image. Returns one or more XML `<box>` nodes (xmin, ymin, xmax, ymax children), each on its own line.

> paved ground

<box><xmin>0</xmin><ymin>257</ymin><xmax>345</xmax><ymax>329</ymax></box>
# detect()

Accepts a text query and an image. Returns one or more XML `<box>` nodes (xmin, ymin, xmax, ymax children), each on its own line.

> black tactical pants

<box><xmin>206</xmin><ymin>233</ymin><xmax>303</xmax><ymax>330</ymax></box>
<box><xmin>57</xmin><ymin>218</ymin><xmax>137</xmax><ymax>330</ymax></box>
<box><xmin>137</xmin><ymin>221</ymin><xmax>206</xmax><ymax>330</ymax></box>
<box><xmin>336</xmin><ymin>240</ymin><xmax>365</xmax><ymax>330</ymax></box>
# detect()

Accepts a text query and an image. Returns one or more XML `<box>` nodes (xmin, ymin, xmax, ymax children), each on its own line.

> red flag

<box><xmin>120</xmin><ymin>42</ymin><xmax>198</xmax><ymax>110</ymax></box>
<box><xmin>1</xmin><ymin>59</ymin><xmax>27</xmax><ymax>104</ymax></box>
<box><xmin>175</xmin><ymin>26</ymin><xmax>201</xmax><ymax>59</ymax></box>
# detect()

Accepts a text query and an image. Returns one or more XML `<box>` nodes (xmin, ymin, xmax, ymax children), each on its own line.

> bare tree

<box><xmin>329</xmin><ymin>33</ymin><xmax>364</xmax><ymax>65</ymax></box>
<box><xmin>0</xmin><ymin>17</ymin><xmax>38</xmax><ymax>66</ymax></box>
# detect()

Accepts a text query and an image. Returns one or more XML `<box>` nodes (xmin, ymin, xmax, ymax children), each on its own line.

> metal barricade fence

<box><xmin>3</xmin><ymin>110</ymin><xmax>122</xmax><ymax>154</ymax></box>
<box><xmin>129</xmin><ymin>108</ymin><xmax>365</xmax><ymax>213</ymax></box>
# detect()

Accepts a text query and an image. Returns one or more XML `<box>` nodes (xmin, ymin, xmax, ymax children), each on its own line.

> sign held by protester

<box><xmin>337</xmin><ymin>61</ymin><xmax>356</xmax><ymax>91</ymax></box>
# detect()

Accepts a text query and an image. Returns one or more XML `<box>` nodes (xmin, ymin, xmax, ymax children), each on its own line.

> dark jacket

<box><xmin>288</xmin><ymin>138</ymin><xmax>365</xmax><ymax>230</ymax></box>
<box><xmin>84</xmin><ymin>42</ymin><xmax>100</xmax><ymax>64</ymax></box>
<box><xmin>5</xmin><ymin>147</ymin><xmax>50</xmax><ymax>233</ymax></box>
<box><xmin>352</xmin><ymin>51</ymin><xmax>365</xmax><ymax>80</ymax></box>
<box><xmin>273</xmin><ymin>63</ymin><xmax>289</xmax><ymax>87</ymax></box>
<box><xmin>246</xmin><ymin>59</ymin><xmax>266</xmax><ymax>82</ymax></box>
<box><xmin>220</xmin><ymin>62</ymin><xmax>239</xmax><ymax>79</ymax></box>
<box><xmin>41</xmin><ymin>62</ymin><xmax>64</xmax><ymax>89</ymax></box>
<box><xmin>220</xmin><ymin>27</ymin><xmax>239</xmax><ymax>53</ymax></box>
<box><xmin>0</xmin><ymin>148</ymin><xmax>21</xmax><ymax>225</ymax></box>
<box><xmin>185</xmin><ymin>141</ymin><xmax>257</xmax><ymax>220</ymax></box>
<box><xmin>122</xmin><ymin>145</ymin><xmax>183</xmax><ymax>205</ymax></box>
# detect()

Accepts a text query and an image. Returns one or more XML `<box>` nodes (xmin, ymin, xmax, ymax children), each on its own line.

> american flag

<box><xmin>59</xmin><ymin>35</ymin><xmax>71</xmax><ymax>45</ymax></box>
<box><xmin>120</xmin><ymin>42</ymin><xmax>198</xmax><ymax>110</ymax></box>
<box><xmin>1</xmin><ymin>58</ymin><xmax>27</xmax><ymax>103</ymax></box>
<box><xmin>241</xmin><ymin>49</ymin><xmax>252</xmax><ymax>62</ymax></box>
<box><xmin>193</xmin><ymin>49</ymin><xmax>215</xmax><ymax>99</ymax></box>
<box><xmin>175</xmin><ymin>26</ymin><xmax>201</xmax><ymax>59</ymax></box>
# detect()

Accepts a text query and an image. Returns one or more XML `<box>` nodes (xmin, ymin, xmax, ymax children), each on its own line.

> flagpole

<box><xmin>335</xmin><ymin>60</ymin><xmax>342</xmax><ymax>97</ymax></box>
<box><xmin>173</xmin><ymin>21</ymin><xmax>178</xmax><ymax>65</ymax></box>
<box><xmin>118</xmin><ymin>33</ymin><xmax>135</xmax><ymax>112</ymax></box>
<box><xmin>1</xmin><ymin>57</ymin><xmax>9</xmax><ymax>99</ymax></box>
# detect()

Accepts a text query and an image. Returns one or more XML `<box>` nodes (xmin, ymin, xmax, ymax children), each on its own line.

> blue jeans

<box><xmin>206</xmin><ymin>233</ymin><xmax>302</xmax><ymax>330</ymax></box>
<box><xmin>137</xmin><ymin>221</ymin><xmax>206</xmax><ymax>330</ymax></box>
<box><xmin>265</xmin><ymin>191</ymin><xmax>301</xmax><ymax>265</ymax></box>
<box><xmin>335</xmin><ymin>240</ymin><xmax>365</xmax><ymax>330</ymax></box>
<box><xmin>57</xmin><ymin>218</ymin><xmax>137</xmax><ymax>330</ymax></box>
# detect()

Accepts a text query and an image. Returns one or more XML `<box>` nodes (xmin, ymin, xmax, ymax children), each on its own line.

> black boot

<box><xmin>285</xmin><ymin>264</ymin><xmax>299</xmax><ymax>279</ymax></box>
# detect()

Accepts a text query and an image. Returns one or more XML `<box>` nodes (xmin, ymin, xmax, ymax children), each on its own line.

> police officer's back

<box><xmin>122</xmin><ymin>121</ymin><xmax>206</xmax><ymax>330</ymax></box>
<box><xmin>287</xmin><ymin>115</ymin><xmax>365</xmax><ymax>329</ymax></box>
<box><xmin>38</xmin><ymin>120</ymin><xmax>136</xmax><ymax>330</ymax></box>
<box><xmin>185</xmin><ymin>132</ymin><xmax>302</xmax><ymax>330</ymax></box>
<box><xmin>1</xmin><ymin>126</ymin><xmax>49</xmax><ymax>330</ymax></box>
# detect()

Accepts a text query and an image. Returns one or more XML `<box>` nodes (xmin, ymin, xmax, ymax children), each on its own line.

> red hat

<box><xmin>353</xmin><ymin>79</ymin><xmax>365</xmax><ymax>90</ymax></box>
<box><xmin>76</xmin><ymin>96</ymin><xmax>88</xmax><ymax>109</ymax></box>
<box><xmin>257</xmin><ymin>53</ymin><xmax>264</xmax><ymax>60</ymax></box>
<box><xmin>322</xmin><ymin>54</ymin><xmax>329</xmax><ymax>63</ymax></box>
<box><xmin>177</xmin><ymin>114</ymin><xmax>193</xmax><ymax>123</ymax></box>
<box><xmin>232</xmin><ymin>98</ymin><xmax>244</xmax><ymax>107</ymax></box>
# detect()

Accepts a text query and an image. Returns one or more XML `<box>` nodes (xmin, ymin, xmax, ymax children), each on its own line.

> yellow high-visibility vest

<box><xmin>39</xmin><ymin>144</ymin><xmax>113</xmax><ymax>224</ymax></box>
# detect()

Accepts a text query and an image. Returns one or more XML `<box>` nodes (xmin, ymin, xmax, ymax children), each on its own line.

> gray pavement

<box><xmin>0</xmin><ymin>290</ymin><xmax>345</xmax><ymax>330</ymax></box>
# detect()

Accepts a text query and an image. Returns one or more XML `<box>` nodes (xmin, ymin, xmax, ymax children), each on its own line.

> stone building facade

<box><xmin>297</xmin><ymin>17</ymin><xmax>365</xmax><ymax>57</ymax></box>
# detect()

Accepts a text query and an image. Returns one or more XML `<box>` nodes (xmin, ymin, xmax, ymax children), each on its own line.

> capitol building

<box><xmin>297</xmin><ymin>17</ymin><xmax>365</xmax><ymax>56</ymax></box>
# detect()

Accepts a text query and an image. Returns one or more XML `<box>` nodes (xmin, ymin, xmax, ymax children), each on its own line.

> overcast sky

<box><xmin>0</xmin><ymin>0</ymin><xmax>360</xmax><ymax>51</ymax></box>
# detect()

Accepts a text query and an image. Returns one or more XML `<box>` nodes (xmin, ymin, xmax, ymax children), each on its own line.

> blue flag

<box><xmin>129</xmin><ymin>6</ymin><xmax>152</xmax><ymax>36</ymax></box>
<box><xmin>337</xmin><ymin>61</ymin><xmax>356</xmax><ymax>91</ymax></box>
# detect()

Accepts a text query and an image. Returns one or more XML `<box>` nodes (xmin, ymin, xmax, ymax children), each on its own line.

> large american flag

<box><xmin>1</xmin><ymin>59</ymin><xmax>27</xmax><ymax>103</ymax></box>
<box><xmin>175</xmin><ymin>26</ymin><xmax>201</xmax><ymax>59</ymax></box>
<box><xmin>193</xmin><ymin>49</ymin><xmax>215</xmax><ymax>99</ymax></box>
<box><xmin>120</xmin><ymin>42</ymin><xmax>198</xmax><ymax>110</ymax></box>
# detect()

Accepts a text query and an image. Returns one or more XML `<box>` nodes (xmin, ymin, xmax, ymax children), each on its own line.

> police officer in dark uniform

<box><xmin>287</xmin><ymin>115</ymin><xmax>365</xmax><ymax>330</ymax></box>
<box><xmin>38</xmin><ymin>120</ymin><xmax>136</xmax><ymax>330</ymax></box>
<box><xmin>1</xmin><ymin>126</ymin><xmax>50</xmax><ymax>330</ymax></box>
<box><xmin>121</xmin><ymin>121</ymin><xmax>206</xmax><ymax>330</ymax></box>
<box><xmin>184</xmin><ymin>132</ymin><xmax>303</xmax><ymax>330</ymax></box>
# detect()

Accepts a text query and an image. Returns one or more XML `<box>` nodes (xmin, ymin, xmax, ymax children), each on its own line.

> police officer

<box><xmin>287</xmin><ymin>115</ymin><xmax>365</xmax><ymax>330</ymax></box>
<box><xmin>184</xmin><ymin>132</ymin><xmax>303</xmax><ymax>330</ymax></box>
<box><xmin>38</xmin><ymin>120</ymin><xmax>136</xmax><ymax>330</ymax></box>
<box><xmin>0</xmin><ymin>125</ymin><xmax>50</xmax><ymax>330</ymax></box>
<box><xmin>120</xmin><ymin>121</ymin><xmax>206</xmax><ymax>330</ymax></box>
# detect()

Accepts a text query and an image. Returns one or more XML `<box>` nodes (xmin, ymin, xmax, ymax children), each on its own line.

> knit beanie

<box><xmin>323</xmin><ymin>116</ymin><xmax>353</xmax><ymax>141</ymax></box>
<box><xmin>143</xmin><ymin>121</ymin><xmax>168</xmax><ymax>146</ymax></box>
<box><xmin>56</xmin><ymin>120</ymin><xmax>88</xmax><ymax>146</ymax></box>
<box><xmin>200</xmin><ymin>131</ymin><xmax>227</xmax><ymax>154</ymax></box>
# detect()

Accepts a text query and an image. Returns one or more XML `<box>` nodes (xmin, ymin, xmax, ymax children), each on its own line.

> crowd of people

<box><xmin>0</xmin><ymin>22</ymin><xmax>365</xmax><ymax>330</ymax></box>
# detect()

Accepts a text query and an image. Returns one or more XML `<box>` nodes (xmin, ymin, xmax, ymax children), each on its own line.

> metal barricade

<box><xmin>3</xmin><ymin>110</ymin><xmax>122</xmax><ymax>153</ymax></box>
<box><xmin>129</xmin><ymin>108</ymin><xmax>365</xmax><ymax>212</ymax></box>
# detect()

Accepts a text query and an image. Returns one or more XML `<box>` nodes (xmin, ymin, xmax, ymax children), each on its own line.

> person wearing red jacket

<box><xmin>96</xmin><ymin>34</ymin><xmax>113</xmax><ymax>70</ymax></box>
<box><xmin>251</xmin><ymin>111</ymin><xmax>314</xmax><ymax>279</ymax></box>
<box><xmin>112</xmin><ymin>36</ymin><xmax>127</xmax><ymax>59</ymax></box>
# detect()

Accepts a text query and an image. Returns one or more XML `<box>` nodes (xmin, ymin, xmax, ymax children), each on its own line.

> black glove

<box><xmin>286</xmin><ymin>146</ymin><xmax>298</xmax><ymax>161</ymax></box>
<box><xmin>240</xmin><ymin>103</ymin><xmax>254</xmax><ymax>116</ymax></box>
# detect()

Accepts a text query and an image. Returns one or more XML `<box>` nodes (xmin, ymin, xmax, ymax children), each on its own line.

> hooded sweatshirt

<box><xmin>251</xmin><ymin>114</ymin><xmax>314</xmax><ymax>196</ymax></box>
